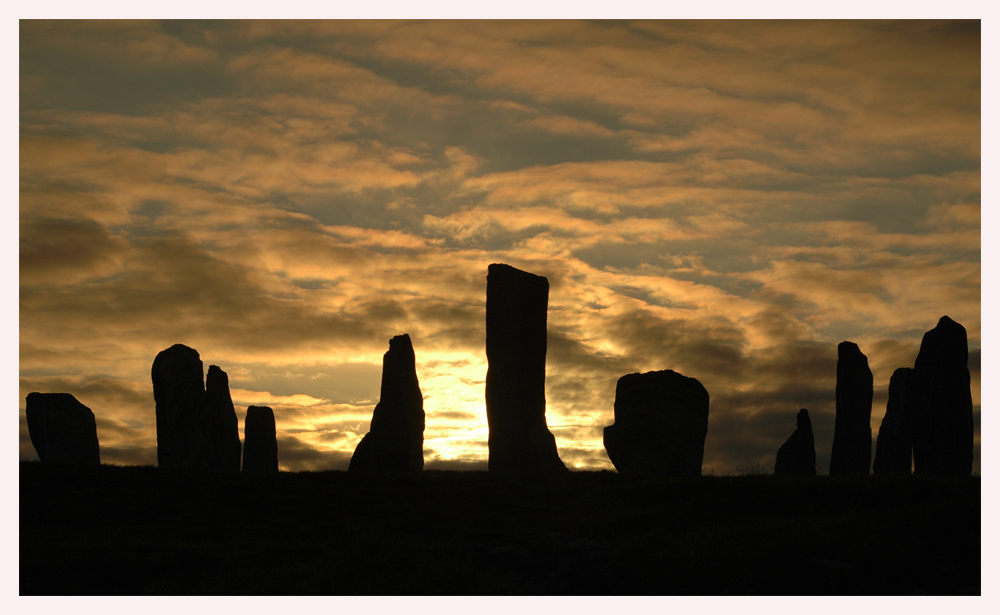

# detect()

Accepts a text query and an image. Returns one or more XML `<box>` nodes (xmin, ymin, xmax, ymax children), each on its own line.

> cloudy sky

<box><xmin>18</xmin><ymin>19</ymin><xmax>981</xmax><ymax>474</ymax></box>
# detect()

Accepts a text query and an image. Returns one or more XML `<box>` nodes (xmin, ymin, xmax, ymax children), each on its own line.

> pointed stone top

<box><xmin>915</xmin><ymin>315</ymin><xmax>968</xmax><ymax>371</ymax></box>
<box><xmin>796</xmin><ymin>408</ymin><xmax>811</xmax><ymax>430</ymax></box>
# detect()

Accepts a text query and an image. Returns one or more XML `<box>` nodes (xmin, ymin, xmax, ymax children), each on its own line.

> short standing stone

<box><xmin>603</xmin><ymin>370</ymin><xmax>709</xmax><ymax>476</ymax></box>
<box><xmin>774</xmin><ymin>409</ymin><xmax>816</xmax><ymax>475</ymax></box>
<box><xmin>25</xmin><ymin>392</ymin><xmax>100</xmax><ymax>465</ymax></box>
<box><xmin>911</xmin><ymin>316</ymin><xmax>974</xmax><ymax>475</ymax></box>
<box><xmin>485</xmin><ymin>264</ymin><xmax>566</xmax><ymax>473</ymax></box>
<box><xmin>349</xmin><ymin>334</ymin><xmax>425</xmax><ymax>472</ymax></box>
<box><xmin>243</xmin><ymin>405</ymin><xmax>278</xmax><ymax>474</ymax></box>
<box><xmin>205</xmin><ymin>365</ymin><xmax>242</xmax><ymax>472</ymax></box>
<box><xmin>829</xmin><ymin>341</ymin><xmax>873</xmax><ymax>476</ymax></box>
<box><xmin>873</xmin><ymin>368</ymin><xmax>915</xmax><ymax>476</ymax></box>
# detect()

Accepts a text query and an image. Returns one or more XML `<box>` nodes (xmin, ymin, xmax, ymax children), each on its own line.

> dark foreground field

<box><xmin>20</xmin><ymin>461</ymin><xmax>979</xmax><ymax>595</ymax></box>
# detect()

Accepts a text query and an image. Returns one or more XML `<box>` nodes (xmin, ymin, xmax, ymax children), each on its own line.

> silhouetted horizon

<box><xmin>19</xmin><ymin>20</ymin><xmax>981</xmax><ymax>476</ymax></box>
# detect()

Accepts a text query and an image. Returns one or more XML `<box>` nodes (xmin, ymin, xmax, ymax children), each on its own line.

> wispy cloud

<box><xmin>20</xmin><ymin>20</ymin><xmax>980</xmax><ymax>474</ymax></box>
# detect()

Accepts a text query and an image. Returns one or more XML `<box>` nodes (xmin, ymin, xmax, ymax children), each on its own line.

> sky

<box><xmin>17</xmin><ymin>19</ymin><xmax>981</xmax><ymax>474</ymax></box>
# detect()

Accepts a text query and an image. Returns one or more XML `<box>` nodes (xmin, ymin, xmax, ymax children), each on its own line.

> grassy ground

<box><xmin>19</xmin><ymin>461</ymin><xmax>979</xmax><ymax>595</ymax></box>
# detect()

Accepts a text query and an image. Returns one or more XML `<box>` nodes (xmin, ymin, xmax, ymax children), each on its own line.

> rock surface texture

<box><xmin>774</xmin><ymin>409</ymin><xmax>816</xmax><ymax>475</ymax></box>
<box><xmin>603</xmin><ymin>370</ymin><xmax>709</xmax><ymax>476</ymax></box>
<box><xmin>873</xmin><ymin>368</ymin><xmax>915</xmax><ymax>476</ymax></box>
<box><xmin>485</xmin><ymin>264</ymin><xmax>566</xmax><ymax>474</ymax></box>
<box><xmin>25</xmin><ymin>392</ymin><xmax>101</xmax><ymax>465</ymax></box>
<box><xmin>151</xmin><ymin>344</ymin><xmax>241</xmax><ymax>471</ymax></box>
<box><xmin>829</xmin><ymin>341</ymin><xmax>874</xmax><ymax>476</ymax></box>
<box><xmin>349</xmin><ymin>334</ymin><xmax>425</xmax><ymax>472</ymax></box>
<box><xmin>242</xmin><ymin>405</ymin><xmax>278</xmax><ymax>474</ymax></box>
<box><xmin>911</xmin><ymin>316</ymin><xmax>974</xmax><ymax>476</ymax></box>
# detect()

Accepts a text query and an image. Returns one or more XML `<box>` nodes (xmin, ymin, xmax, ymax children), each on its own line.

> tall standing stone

<box><xmin>485</xmin><ymin>264</ymin><xmax>566</xmax><ymax>474</ymax></box>
<box><xmin>25</xmin><ymin>392</ymin><xmax>101</xmax><ymax>465</ymax></box>
<box><xmin>774</xmin><ymin>408</ymin><xmax>816</xmax><ymax>475</ymax></box>
<box><xmin>205</xmin><ymin>365</ymin><xmax>242</xmax><ymax>472</ymax></box>
<box><xmin>243</xmin><ymin>405</ymin><xmax>278</xmax><ymax>474</ymax></box>
<box><xmin>152</xmin><ymin>344</ymin><xmax>207</xmax><ymax>469</ymax></box>
<box><xmin>873</xmin><ymin>368</ymin><xmax>915</xmax><ymax>476</ymax></box>
<box><xmin>911</xmin><ymin>316</ymin><xmax>974</xmax><ymax>475</ymax></box>
<box><xmin>829</xmin><ymin>341</ymin><xmax>873</xmax><ymax>476</ymax></box>
<box><xmin>349</xmin><ymin>334</ymin><xmax>425</xmax><ymax>472</ymax></box>
<box><xmin>603</xmin><ymin>370</ymin><xmax>709</xmax><ymax>476</ymax></box>
<box><xmin>151</xmin><ymin>344</ymin><xmax>241</xmax><ymax>471</ymax></box>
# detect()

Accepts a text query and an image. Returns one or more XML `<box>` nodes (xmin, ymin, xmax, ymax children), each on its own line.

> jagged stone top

<box><xmin>388</xmin><ymin>333</ymin><xmax>414</xmax><ymax>353</ymax></box>
<box><xmin>796</xmin><ymin>408</ymin><xmax>811</xmax><ymax>431</ymax></box>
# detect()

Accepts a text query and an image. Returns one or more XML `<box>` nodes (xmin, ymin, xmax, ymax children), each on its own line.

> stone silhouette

<box><xmin>349</xmin><ymin>334</ymin><xmax>425</xmax><ymax>472</ymax></box>
<box><xmin>603</xmin><ymin>370</ymin><xmax>709</xmax><ymax>476</ymax></box>
<box><xmin>243</xmin><ymin>405</ymin><xmax>278</xmax><ymax>474</ymax></box>
<box><xmin>151</xmin><ymin>344</ymin><xmax>241</xmax><ymax>471</ymax></box>
<box><xmin>873</xmin><ymin>368</ymin><xmax>915</xmax><ymax>476</ymax></box>
<box><xmin>25</xmin><ymin>392</ymin><xmax>100</xmax><ymax>465</ymax></box>
<box><xmin>911</xmin><ymin>316</ymin><xmax>974</xmax><ymax>476</ymax></box>
<box><xmin>829</xmin><ymin>341</ymin><xmax>873</xmax><ymax>476</ymax></box>
<box><xmin>774</xmin><ymin>409</ymin><xmax>816</xmax><ymax>475</ymax></box>
<box><xmin>205</xmin><ymin>365</ymin><xmax>242</xmax><ymax>472</ymax></box>
<box><xmin>484</xmin><ymin>263</ymin><xmax>566</xmax><ymax>474</ymax></box>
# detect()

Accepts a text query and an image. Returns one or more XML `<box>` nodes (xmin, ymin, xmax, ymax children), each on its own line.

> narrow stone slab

<box><xmin>485</xmin><ymin>264</ymin><xmax>566</xmax><ymax>474</ymax></box>
<box><xmin>205</xmin><ymin>365</ymin><xmax>241</xmax><ymax>472</ymax></box>
<box><xmin>873</xmin><ymin>368</ymin><xmax>915</xmax><ymax>476</ymax></box>
<box><xmin>603</xmin><ymin>369</ymin><xmax>709</xmax><ymax>476</ymax></box>
<box><xmin>829</xmin><ymin>341</ymin><xmax>873</xmax><ymax>476</ymax></box>
<box><xmin>349</xmin><ymin>334</ymin><xmax>425</xmax><ymax>472</ymax></box>
<box><xmin>243</xmin><ymin>405</ymin><xmax>278</xmax><ymax>474</ymax></box>
<box><xmin>26</xmin><ymin>392</ymin><xmax>100</xmax><ymax>465</ymax></box>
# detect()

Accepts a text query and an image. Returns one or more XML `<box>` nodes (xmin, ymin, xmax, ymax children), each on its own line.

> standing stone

<box><xmin>873</xmin><ymin>368</ymin><xmax>915</xmax><ymax>476</ymax></box>
<box><xmin>911</xmin><ymin>316</ymin><xmax>974</xmax><ymax>476</ymax></box>
<box><xmin>205</xmin><ymin>365</ymin><xmax>242</xmax><ymax>472</ymax></box>
<box><xmin>243</xmin><ymin>405</ymin><xmax>278</xmax><ymax>474</ymax></box>
<box><xmin>603</xmin><ymin>370</ymin><xmax>709</xmax><ymax>476</ymax></box>
<box><xmin>349</xmin><ymin>334</ymin><xmax>425</xmax><ymax>472</ymax></box>
<box><xmin>151</xmin><ymin>344</ymin><xmax>241</xmax><ymax>471</ymax></box>
<box><xmin>152</xmin><ymin>344</ymin><xmax>207</xmax><ymax>469</ymax></box>
<box><xmin>829</xmin><ymin>341</ymin><xmax>873</xmax><ymax>476</ymax></box>
<box><xmin>485</xmin><ymin>264</ymin><xmax>566</xmax><ymax>474</ymax></box>
<box><xmin>25</xmin><ymin>392</ymin><xmax>101</xmax><ymax>465</ymax></box>
<box><xmin>774</xmin><ymin>409</ymin><xmax>816</xmax><ymax>475</ymax></box>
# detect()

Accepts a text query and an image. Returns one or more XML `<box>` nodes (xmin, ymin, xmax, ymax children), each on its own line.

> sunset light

<box><xmin>19</xmin><ymin>19</ymin><xmax>980</xmax><ymax>475</ymax></box>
